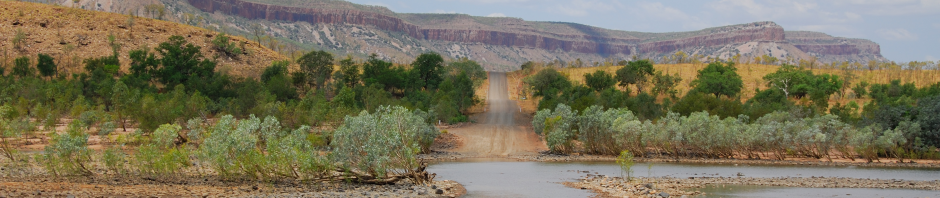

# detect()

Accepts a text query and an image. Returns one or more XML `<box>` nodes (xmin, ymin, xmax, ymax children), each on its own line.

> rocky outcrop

<box><xmin>181</xmin><ymin>0</ymin><xmax>883</xmax><ymax>68</ymax></box>
<box><xmin>786</xmin><ymin>31</ymin><xmax>884</xmax><ymax>62</ymax></box>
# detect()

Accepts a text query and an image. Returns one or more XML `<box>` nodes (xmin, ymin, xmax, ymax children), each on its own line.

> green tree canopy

<box><xmin>615</xmin><ymin>60</ymin><xmax>655</xmax><ymax>93</ymax></box>
<box><xmin>691</xmin><ymin>61</ymin><xmax>743</xmax><ymax>98</ymax></box>
<box><xmin>808</xmin><ymin>74</ymin><xmax>843</xmax><ymax>110</ymax></box>
<box><xmin>155</xmin><ymin>35</ymin><xmax>217</xmax><ymax>89</ymax></box>
<box><xmin>12</xmin><ymin>56</ymin><xmax>33</xmax><ymax>78</ymax></box>
<box><xmin>447</xmin><ymin>57</ymin><xmax>487</xmax><ymax>87</ymax></box>
<box><xmin>762</xmin><ymin>64</ymin><xmax>813</xmax><ymax>99</ymax></box>
<box><xmin>584</xmin><ymin>70</ymin><xmax>615</xmax><ymax>92</ymax></box>
<box><xmin>297</xmin><ymin>50</ymin><xmax>334</xmax><ymax>90</ymax></box>
<box><xmin>525</xmin><ymin>68</ymin><xmax>571</xmax><ymax>98</ymax></box>
<box><xmin>412</xmin><ymin>52</ymin><xmax>445</xmax><ymax>90</ymax></box>
<box><xmin>336</xmin><ymin>55</ymin><xmax>360</xmax><ymax>89</ymax></box>
<box><xmin>36</xmin><ymin>53</ymin><xmax>57</xmax><ymax>78</ymax></box>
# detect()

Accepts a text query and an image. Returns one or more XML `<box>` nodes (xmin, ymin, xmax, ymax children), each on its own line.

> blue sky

<box><xmin>346</xmin><ymin>0</ymin><xmax>939</xmax><ymax>63</ymax></box>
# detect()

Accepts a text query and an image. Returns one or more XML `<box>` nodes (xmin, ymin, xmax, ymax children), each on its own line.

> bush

<box><xmin>616</xmin><ymin>150</ymin><xmax>635</xmax><ymax>180</ymax></box>
<box><xmin>41</xmin><ymin>122</ymin><xmax>93</xmax><ymax>176</ymax></box>
<box><xmin>579</xmin><ymin>106</ymin><xmax>633</xmax><ymax>155</ymax></box>
<box><xmin>211</xmin><ymin>33</ymin><xmax>242</xmax><ymax>57</ymax></box>
<box><xmin>534</xmin><ymin>104</ymin><xmax>578</xmax><ymax>154</ymax></box>
<box><xmin>102</xmin><ymin>147</ymin><xmax>127</xmax><ymax>175</ymax></box>
<box><xmin>331</xmin><ymin>106</ymin><xmax>439</xmax><ymax>182</ymax></box>
<box><xmin>135</xmin><ymin>124</ymin><xmax>190</xmax><ymax>177</ymax></box>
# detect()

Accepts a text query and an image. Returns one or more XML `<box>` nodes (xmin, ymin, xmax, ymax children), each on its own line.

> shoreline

<box><xmin>0</xmin><ymin>174</ymin><xmax>465</xmax><ymax>198</ymax></box>
<box><xmin>0</xmin><ymin>161</ymin><xmax>466</xmax><ymax>198</ymax></box>
<box><xmin>569</xmin><ymin>174</ymin><xmax>940</xmax><ymax>198</ymax></box>
<box><xmin>419</xmin><ymin>152</ymin><xmax>940</xmax><ymax>169</ymax></box>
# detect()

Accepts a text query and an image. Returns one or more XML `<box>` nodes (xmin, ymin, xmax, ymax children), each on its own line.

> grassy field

<box><xmin>509</xmin><ymin>63</ymin><xmax>940</xmax><ymax>113</ymax></box>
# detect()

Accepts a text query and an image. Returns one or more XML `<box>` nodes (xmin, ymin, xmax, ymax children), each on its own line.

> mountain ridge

<box><xmin>37</xmin><ymin>0</ymin><xmax>885</xmax><ymax>71</ymax></box>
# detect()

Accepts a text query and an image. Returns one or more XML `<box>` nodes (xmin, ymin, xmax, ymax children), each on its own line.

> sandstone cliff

<box><xmin>39</xmin><ymin>0</ymin><xmax>885</xmax><ymax>71</ymax></box>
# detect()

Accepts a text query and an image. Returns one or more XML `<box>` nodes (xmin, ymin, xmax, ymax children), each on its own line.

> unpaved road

<box><xmin>445</xmin><ymin>72</ymin><xmax>546</xmax><ymax>157</ymax></box>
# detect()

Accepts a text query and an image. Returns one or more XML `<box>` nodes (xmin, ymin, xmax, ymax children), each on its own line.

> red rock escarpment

<box><xmin>186</xmin><ymin>0</ymin><xmax>881</xmax><ymax>60</ymax></box>
<box><xmin>188</xmin><ymin>0</ymin><xmax>637</xmax><ymax>55</ymax></box>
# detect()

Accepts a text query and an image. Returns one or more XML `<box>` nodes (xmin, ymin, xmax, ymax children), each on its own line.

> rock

<box><xmin>658</xmin><ymin>192</ymin><xmax>670</xmax><ymax>198</ymax></box>
<box><xmin>67</xmin><ymin>195</ymin><xmax>75</xmax><ymax>198</ymax></box>
<box><xmin>436</xmin><ymin>189</ymin><xmax>444</xmax><ymax>194</ymax></box>
<box><xmin>644</xmin><ymin>183</ymin><xmax>654</xmax><ymax>189</ymax></box>
<box><xmin>431</xmin><ymin>185</ymin><xmax>437</xmax><ymax>189</ymax></box>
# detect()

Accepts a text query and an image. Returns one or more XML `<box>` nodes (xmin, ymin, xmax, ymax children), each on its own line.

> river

<box><xmin>428</xmin><ymin>159</ymin><xmax>940</xmax><ymax>197</ymax></box>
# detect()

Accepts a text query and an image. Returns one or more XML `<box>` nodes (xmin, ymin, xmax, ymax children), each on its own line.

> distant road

<box><xmin>447</xmin><ymin>72</ymin><xmax>545</xmax><ymax>157</ymax></box>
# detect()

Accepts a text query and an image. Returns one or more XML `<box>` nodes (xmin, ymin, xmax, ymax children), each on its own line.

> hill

<box><xmin>1</xmin><ymin>1</ymin><xmax>285</xmax><ymax>78</ymax></box>
<box><xmin>23</xmin><ymin>0</ymin><xmax>884</xmax><ymax>72</ymax></box>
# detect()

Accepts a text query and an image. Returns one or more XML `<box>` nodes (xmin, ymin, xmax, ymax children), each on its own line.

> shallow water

<box><xmin>428</xmin><ymin>159</ymin><xmax>940</xmax><ymax>198</ymax></box>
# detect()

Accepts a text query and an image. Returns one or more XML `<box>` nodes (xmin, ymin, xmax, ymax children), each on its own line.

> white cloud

<box><xmin>927</xmin><ymin>55</ymin><xmax>937</xmax><ymax>62</ymax></box>
<box><xmin>486</xmin><ymin>13</ymin><xmax>507</xmax><ymax>17</ymax></box>
<box><xmin>844</xmin><ymin>12</ymin><xmax>862</xmax><ymax>20</ymax></box>
<box><xmin>877</xmin><ymin>28</ymin><xmax>918</xmax><ymax>40</ymax></box>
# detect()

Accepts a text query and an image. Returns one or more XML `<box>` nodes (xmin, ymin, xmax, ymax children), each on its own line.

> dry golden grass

<box><xmin>509</xmin><ymin>63</ymin><xmax>940</xmax><ymax>113</ymax></box>
<box><xmin>0</xmin><ymin>1</ymin><xmax>286</xmax><ymax>78</ymax></box>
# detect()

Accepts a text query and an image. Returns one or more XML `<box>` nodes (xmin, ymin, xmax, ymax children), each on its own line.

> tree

<box><xmin>691</xmin><ymin>61</ymin><xmax>743</xmax><ymax>98</ymax></box>
<box><xmin>155</xmin><ymin>35</ymin><xmax>217</xmax><ymax>90</ymax></box>
<box><xmin>111</xmin><ymin>81</ymin><xmax>138</xmax><ymax>132</ymax></box>
<box><xmin>448</xmin><ymin>57</ymin><xmax>487</xmax><ymax>87</ymax></box>
<box><xmin>126</xmin><ymin>47</ymin><xmax>159</xmax><ymax>88</ymax></box>
<box><xmin>808</xmin><ymin>74</ymin><xmax>843</xmax><ymax>110</ymax></box>
<box><xmin>12</xmin><ymin>56</ymin><xmax>32</xmax><ymax>78</ymax></box>
<box><xmin>249</xmin><ymin>23</ymin><xmax>265</xmax><ymax>47</ymax></box>
<box><xmin>36</xmin><ymin>53</ymin><xmax>56</xmax><ymax>79</ymax></box>
<box><xmin>337</xmin><ymin>55</ymin><xmax>360</xmax><ymax>89</ymax></box>
<box><xmin>853</xmin><ymin>81</ymin><xmax>869</xmax><ymax>98</ymax></box>
<box><xmin>615</xmin><ymin>60</ymin><xmax>654</xmax><ymax>93</ymax></box>
<box><xmin>763</xmin><ymin>64</ymin><xmax>812</xmax><ymax>99</ymax></box>
<box><xmin>297</xmin><ymin>50</ymin><xmax>334</xmax><ymax>90</ymax></box>
<box><xmin>525</xmin><ymin>68</ymin><xmax>571</xmax><ymax>98</ymax></box>
<box><xmin>584</xmin><ymin>70</ymin><xmax>615</xmax><ymax>92</ymax></box>
<box><xmin>412</xmin><ymin>52</ymin><xmax>445</xmax><ymax>89</ymax></box>
<box><xmin>651</xmin><ymin>71</ymin><xmax>682</xmax><ymax>99</ymax></box>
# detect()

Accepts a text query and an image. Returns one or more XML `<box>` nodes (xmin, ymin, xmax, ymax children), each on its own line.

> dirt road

<box><xmin>445</xmin><ymin>72</ymin><xmax>546</xmax><ymax>157</ymax></box>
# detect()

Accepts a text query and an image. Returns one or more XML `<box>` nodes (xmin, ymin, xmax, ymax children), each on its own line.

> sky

<box><xmin>346</xmin><ymin>0</ymin><xmax>940</xmax><ymax>63</ymax></box>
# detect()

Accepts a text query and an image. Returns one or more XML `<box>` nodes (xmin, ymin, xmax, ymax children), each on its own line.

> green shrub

<box><xmin>41</xmin><ymin>122</ymin><xmax>93</xmax><ymax>176</ymax></box>
<box><xmin>534</xmin><ymin>104</ymin><xmax>577</xmax><ymax>154</ymax></box>
<box><xmin>331</xmin><ymin>106</ymin><xmax>439</xmax><ymax>181</ymax></box>
<box><xmin>211</xmin><ymin>33</ymin><xmax>242</xmax><ymax>57</ymax></box>
<box><xmin>616</xmin><ymin>150</ymin><xmax>635</xmax><ymax>180</ymax></box>
<box><xmin>579</xmin><ymin>106</ymin><xmax>633</xmax><ymax>155</ymax></box>
<box><xmin>102</xmin><ymin>147</ymin><xmax>127</xmax><ymax>175</ymax></box>
<box><xmin>135</xmin><ymin>124</ymin><xmax>189</xmax><ymax>176</ymax></box>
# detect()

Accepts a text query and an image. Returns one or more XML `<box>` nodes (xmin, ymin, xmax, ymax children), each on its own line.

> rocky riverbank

<box><xmin>569</xmin><ymin>174</ymin><xmax>940</xmax><ymax>198</ymax></box>
<box><xmin>0</xmin><ymin>174</ymin><xmax>464</xmax><ymax>197</ymax></box>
